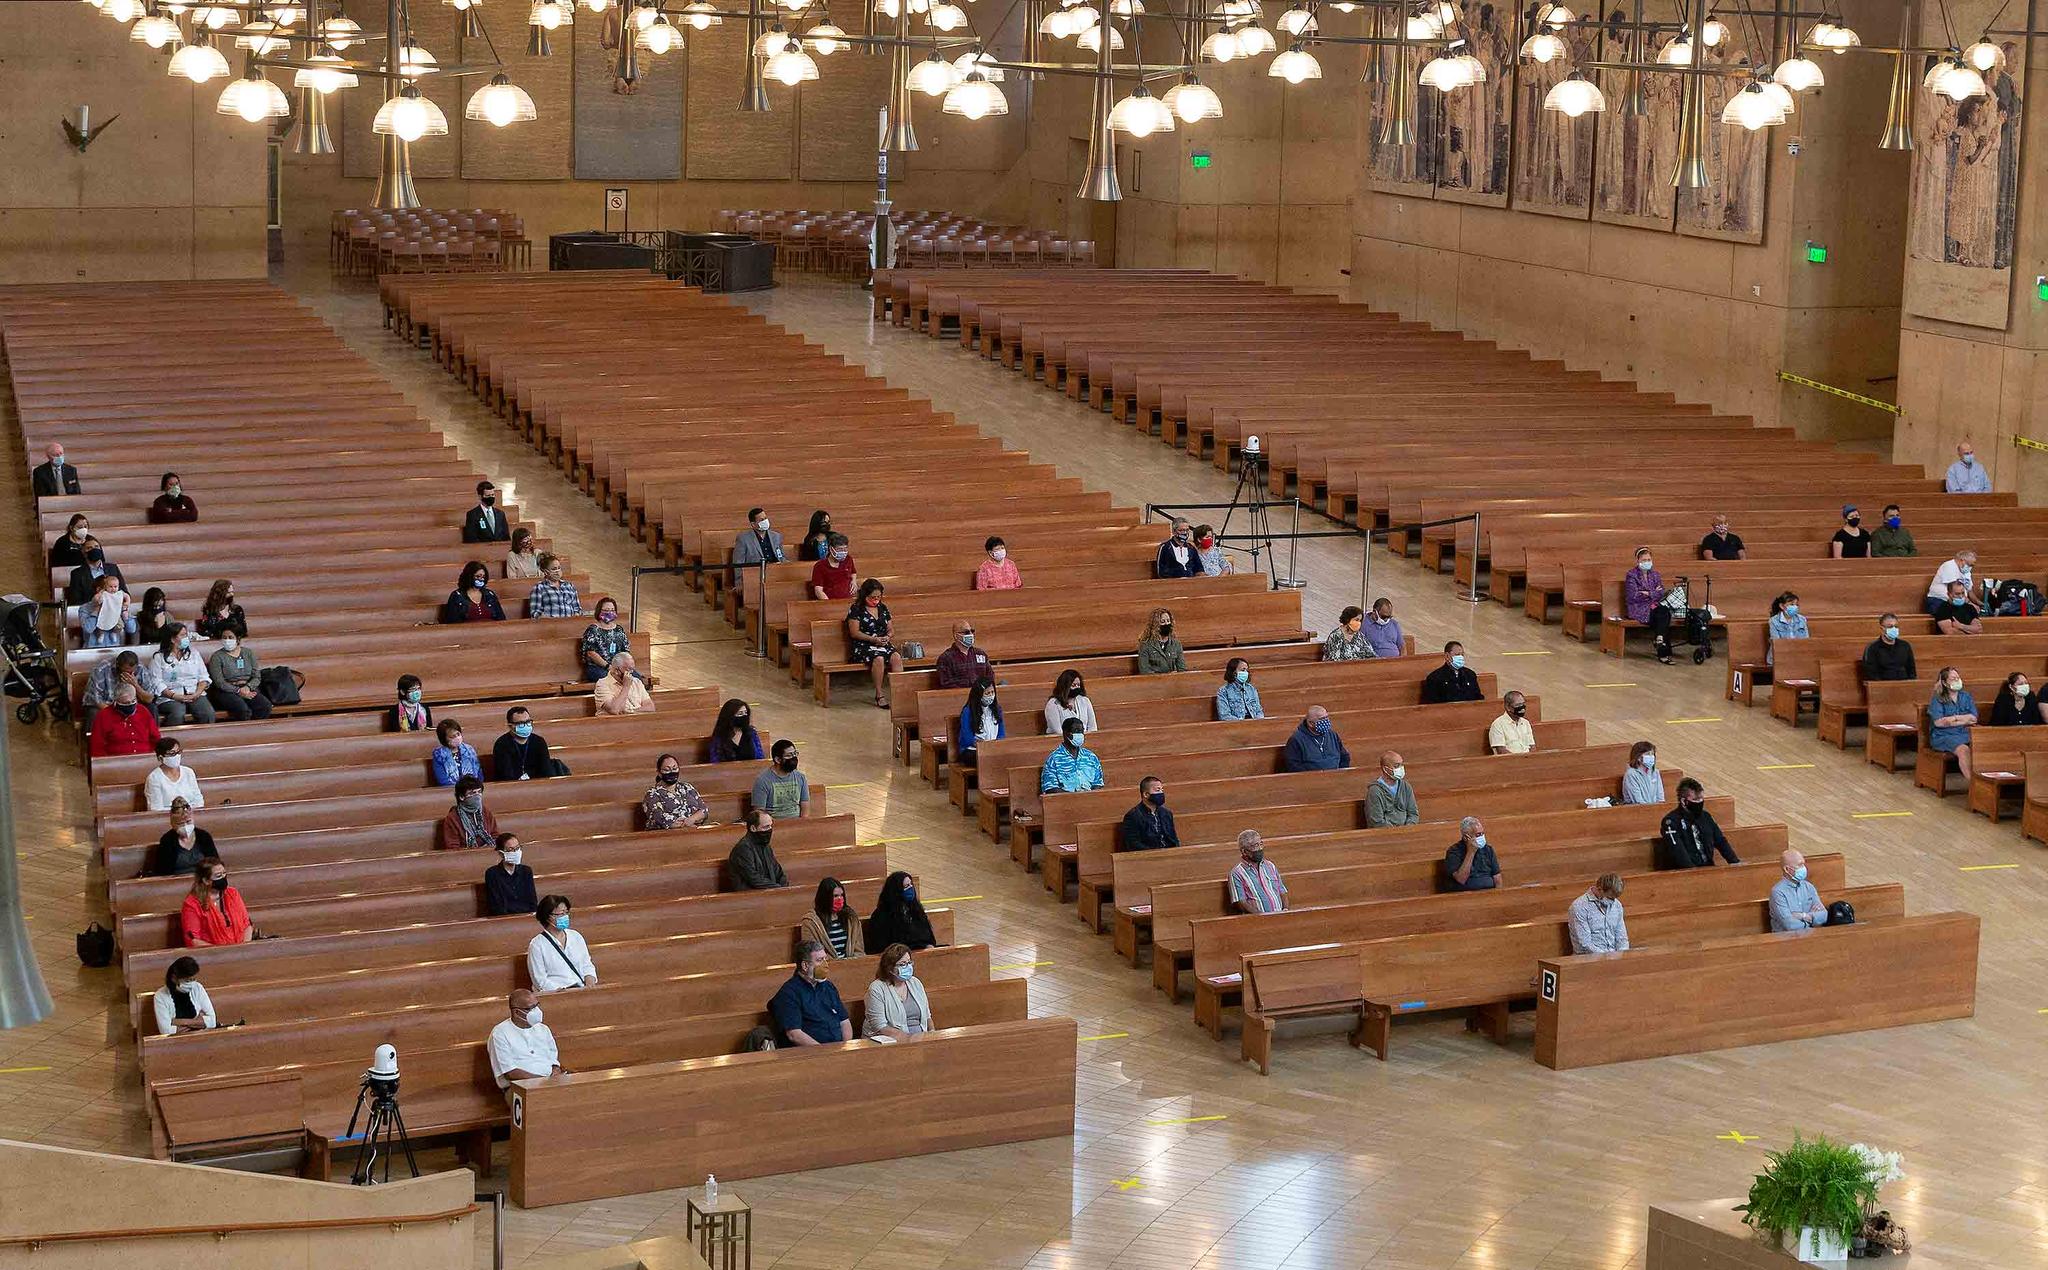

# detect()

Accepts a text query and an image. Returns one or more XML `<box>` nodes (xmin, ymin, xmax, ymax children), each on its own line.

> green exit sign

<box><xmin>2037</xmin><ymin>275</ymin><xmax>2047</xmax><ymax>300</ymax></box>
<box><xmin>1190</xmin><ymin>151</ymin><xmax>1212</xmax><ymax>169</ymax></box>
<box><xmin>1805</xmin><ymin>242</ymin><xmax>1828</xmax><ymax>263</ymax></box>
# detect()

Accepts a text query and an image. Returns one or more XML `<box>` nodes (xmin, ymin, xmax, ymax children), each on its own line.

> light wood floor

<box><xmin>2</xmin><ymin>272</ymin><xmax>2044</xmax><ymax>1269</ymax></box>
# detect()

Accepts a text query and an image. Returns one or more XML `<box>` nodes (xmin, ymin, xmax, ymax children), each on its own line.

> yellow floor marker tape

<box><xmin>1757</xmin><ymin>763</ymin><xmax>1816</xmax><ymax>771</ymax></box>
<box><xmin>862</xmin><ymin>836</ymin><xmax>921</xmax><ymax>845</ymax></box>
<box><xmin>1666</xmin><ymin>717</ymin><xmax>1722</xmax><ymax>725</ymax></box>
<box><xmin>1500</xmin><ymin>650</ymin><xmax>1554</xmax><ymax>657</ymax></box>
<box><xmin>1113</xmin><ymin>1177</ymin><xmax>1145</xmax><ymax>1191</ymax></box>
<box><xmin>1717</xmin><ymin>1130</ymin><xmax>1759</xmax><ymax>1145</ymax></box>
<box><xmin>1851</xmin><ymin>812</ymin><xmax>1914</xmax><ymax>820</ymax></box>
<box><xmin>1144</xmin><ymin>1114</ymin><xmax>1228</xmax><ymax>1127</ymax></box>
<box><xmin>1960</xmin><ymin>863</ymin><xmax>2019</xmax><ymax>872</ymax></box>
<box><xmin>992</xmin><ymin>960</ymin><xmax>1055</xmax><ymax>971</ymax></box>
<box><xmin>1585</xmin><ymin>682</ymin><xmax>1637</xmax><ymax>688</ymax></box>
<box><xmin>822</xmin><ymin>783</ymin><xmax>868</xmax><ymax>790</ymax></box>
<box><xmin>925</xmin><ymin>895</ymin><xmax>982</xmax><ymax>904</ymax></box>
<box><xmin>1080</xmin><ymin>1032</ymin><xmax>1129</xmax><ymax>1042</ymax></box>
<box><xmin>0</xmin><ymin>1066</ymin><xmax>52</xmax><ymax>1075</ymax></box>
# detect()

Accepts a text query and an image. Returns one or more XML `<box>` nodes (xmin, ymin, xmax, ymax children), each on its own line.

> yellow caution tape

<box><xmin>1776</xmin><ymin>371</ymin><xmax>1902</xmax><ymax>415</ymax></box>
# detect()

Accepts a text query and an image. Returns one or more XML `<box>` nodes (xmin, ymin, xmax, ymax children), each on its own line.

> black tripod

<box><xmin>1217</xmin><ymin>450</ymin><xmax>1303</xmax><ymax>589</ymax></box>
<box><xmin>343</xmin><ymin>1075</ymin><xmax>420</xmax><ymax>1186</ymax></box>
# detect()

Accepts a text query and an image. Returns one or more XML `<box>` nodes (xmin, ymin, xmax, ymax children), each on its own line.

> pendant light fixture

<box><xmin>466</xmin><ymin>72</ymin><xmax>538</xmax><ymax>125</ymax></box>
<box><xmin>373</xmin><ymin>81</ymin><xmax>450</xmax><ymax>141</ymax></box>
<box><xmin>1541</xmin><ymin>69</ymin><xmax>1604</xmax><ymax>116</ymax></box>
<box><xmin>1162</xmin><ymin>72</ymin><xmax>1224</xmax><ymax>121</ymax></box>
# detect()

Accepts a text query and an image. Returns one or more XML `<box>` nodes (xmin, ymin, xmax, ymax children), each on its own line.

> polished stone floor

<box><xmin>2</xmin><ymin>270</ymin><xmax>2045</xmax><ymax>1269</ymax></box>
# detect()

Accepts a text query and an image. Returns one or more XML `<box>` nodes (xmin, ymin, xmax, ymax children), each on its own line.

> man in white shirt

<box><xmin>1486</xmin><ymin>691</ymin><xmax>1535</xmax><ymax>755</ymax></box>
<box><xmin>488</xmin><ymin>990</ymin><xmax>564</xmax><ymax>1102</ymax></box>
<box><xmin>526</xmin><ymin>895</ymin><xmax>598</xmax><ymax>992</ymax></box>
<box><xmin>1925</xmin><ymin>549</ymin><xmax>1977</xmax><ymax>616</ymax></box>
<box><xmin>143</xmin><ymin>737</ymin><xmax>203</xmax><ymax>811</ymax></box>
<box><xmin>1944</xmin><ymin>442</ymin><xmax>1991</xmax><ymax>494</ymax></box>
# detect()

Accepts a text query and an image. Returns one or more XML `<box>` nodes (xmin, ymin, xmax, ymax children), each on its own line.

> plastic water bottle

<box><xmin>705</xmin><ymin>1173</ymin><xmax>719</xmax><ymax>1207</ymax></box>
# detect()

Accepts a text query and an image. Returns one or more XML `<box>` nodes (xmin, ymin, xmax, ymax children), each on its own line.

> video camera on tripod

<box><xmin>342</xmin><ymin>1044</ymin><xmax>419</xmax><ymax>1185</ymax></box>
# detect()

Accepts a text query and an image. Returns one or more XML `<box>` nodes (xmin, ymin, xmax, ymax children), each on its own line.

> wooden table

<box><xmin>685</xmin><ymin>1191</ymin><xmax>752</xmax><ymax>1270</ymax></box>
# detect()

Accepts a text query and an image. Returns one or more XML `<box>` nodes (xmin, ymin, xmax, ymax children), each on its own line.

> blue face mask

<box><xmin>1312</xmin><ymin>719</ymin><xmax>1330</xmax><ymax>735</ymax></box>
<box><xmin>553</xmin><ymin>913</ymin><xmax>571</xmax><ymax>930</ymax></box>
<box><xmin>900</xmin><ymin>885</ymin><xmax>915</xmax><ymax>902</ymax></box>
<box><xmin>1450</xmin><ymin>654</ymin><xmax>1466</xmax><ymax>670</ymax></box>
<box><xmin>406</xmin><ymin>689</ymin><xmax>423</xmax><ymax>704</ymax></box>
<box><xmin>1472</xmin><ymin>834</ymin><xmax>1487</xmax><ymax>849</ymax></box>
<box><xmin>1783</xmin><ymin>604</ymin><xmax>1799</xmax><ymax>617</ymax></box>
<box><xmin>1792</xmin><ymin>865</ymin><xmax>1808</xmax><ymax>883</ymax></box>
<box><xmin>1233</xmin><ymin>668</ymin><xmax>1249</xmax><ymax>684</ymax></box>
<box><xmin>513</xmin><ymin>722</ymin><xmax>533</xmax><ymax>739</ymax></box>
<box><xmin>50</xmin><ymin>455</ymin><xmax>63</xmax><ymax>467</ymax></box>
<box><xmin>1886</xmin><ymin>516</ymin><xmax>1901</xmax><ymax>529</ymax></box>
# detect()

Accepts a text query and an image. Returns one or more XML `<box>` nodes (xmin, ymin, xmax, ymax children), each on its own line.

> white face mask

<box><xmin>2017</xmin><ymin>684</ymin><xmax>2032</xmax><ymax>698</ymax></box>
<box><xmin>164</xmin><ymin>754</ymin><xmax>183</xmax><ymax>770</ymax></box>
<box><xmin>1388</xmin><ymin>765</ymin><xmax>1405</xmax><ymax>781</ymax></box>
<box><xmin>501</xmin><ymin>849</ymin><xmax>523</xmax><ymax>866</ymax></box>
<box><xmin>756</xmin><ymin>518</ymin><xmax>771</xmax><ymax>532</ymax></box>
<box><xmin>991</xmin><ymin>547</ymin><xmax>1006</xmax><ymax>562</ymax></box>
<box><xmin>521</xmin><ymin>1005</ymin><xmax>542</xmax><ymax>1025</ymax></box>
<box><xmin>1637</xmin><ymin>560</ymin><xmax>1654</xmax><ymax>572</ymax></box>
<box><xmin>222</xmin><ymin>637</ymin><xmax>238</xmax><ymax>653</ymax></box>
<box><xmin>176</xmin><ymin>824</ymin><xmax>194</xmax><ymax>841</ymax></box>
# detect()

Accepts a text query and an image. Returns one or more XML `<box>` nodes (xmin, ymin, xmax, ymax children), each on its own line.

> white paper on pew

<box><xmin>870</xmin><ymin>1035</ymin><xmax>897</xmax><ymax>1045</ymax></box>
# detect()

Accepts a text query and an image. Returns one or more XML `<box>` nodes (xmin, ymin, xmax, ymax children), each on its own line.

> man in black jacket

<box><xmin>1119</xmin><ymin>776</ymin><xmax>1179</xmax><ymax>851</ymax></box>
<box><xmin>1860</xmin><ymin>613</ymin><xmax>1917</xmax><ymax>681</ymax></box>
<box><xmin>727</xmin><ymin>809</ymin><xmax>789</xmax><ymax>889</ymax></box>
<box><xmin>492</xmin><ymin>705</ymin><xmax>557</xmax><ymax>780</ymax></box>
<box><xmin>31</xmin><ymin>442</ymin><xmax>81</xmax><ymax>497</ymax></box>
<box><xmin>65</xmin><ymin>539</ymin><xmax>126</xmax><ymax>605</ymax></box>
<box><xmin>1658</xmin><ymin>778</ymin><xmax>1740</xmax><ymax>868</ymax></box>
<box><xmin>462</xmin><ymin>480</ymin><xmax>510</xmax><ymax>543</ymax></box>
<box><xmin>1419</xmin><ymin>641</ymin><xmax>1483</xmax><ymax>704</ymax></box>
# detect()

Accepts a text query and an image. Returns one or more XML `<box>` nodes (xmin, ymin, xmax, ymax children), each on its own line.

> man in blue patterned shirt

<box><xmin>1039</xmin><ymin>719</ymin><xmax>1104</xmax><ymax>793</ymax></box>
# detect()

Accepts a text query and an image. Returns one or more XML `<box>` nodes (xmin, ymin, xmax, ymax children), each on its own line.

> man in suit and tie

<box><xmin>463</xmin><ymin>480</ymin><xmax>510</xmax><ymax>543</ymax></box>
<box><xmin>31</xmin><ymin>442</ymin><xmax>81</xmax><ymax>497</ymax></box>
<box><xmin>729</xmin><ymin>507</ymin><xmax>784</xmax><ymax>603</ymax></box>
<box><xmin>66</xmin><ymin>537</ymin><xmax>126</xmax><ymax>605</ymax></box>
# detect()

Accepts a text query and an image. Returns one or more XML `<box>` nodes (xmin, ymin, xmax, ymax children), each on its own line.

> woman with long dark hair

<box><xmin>867</xmin><ymin>871</ymin><xmax>937</xmax><ymax>950</ymax></box>
<box><xmin>798</xmin><ymin>875</ymin><xmax>864</xmax><ymax>958</ymax></box>
<box><xmin>708</xmin><ymin>697</ymin><xmax>763</xmax><ymax>763</ymax></box>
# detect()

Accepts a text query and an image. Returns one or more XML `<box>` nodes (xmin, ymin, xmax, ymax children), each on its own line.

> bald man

<box><xmin>1945</xmin><ymin>441</ymin><xmax>1990</xmax><ymax>494</ymax></box>
<box><xmin>30</xmin><ymin>441</ymin><xmax>81</xmax><ymax>497</ymax></box>
<box><xmin>1769</xmin><ymin>850</ymin><xmax>1828</xmax><ymax>932</ymax></box>
<box><xmin>1282</xmin><ymin>705</ymin><xmax>1351</xmax><ymax>772</ymax></box>
<box><xmin>488</xmin><ymin>989</ymin><xmax>564</xmax><ymax>1102</ymax></box>
<box><xmin>1366</xmin><ymin>750</ymin><xmax>1419</xmax><ymax>826</ymax></box>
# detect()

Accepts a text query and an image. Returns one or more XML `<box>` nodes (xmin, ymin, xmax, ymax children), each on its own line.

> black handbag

<box><xmin>258</xmin><ymin>666</ymin><xmax>303</xmax><ymax>706</ymax></box>
<box><xmin>1826</xmin><ymin>900</ymin><xmax>1856</xmax><ymax>926</ymax></box>
<box><xmin>76</xmin><ymin>922</ymin><xmax>114</xmax><ymax>967</ymax></box>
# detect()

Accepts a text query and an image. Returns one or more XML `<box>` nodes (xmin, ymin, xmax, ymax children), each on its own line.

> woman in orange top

<box><xmin>179</xmin><ymin>860</ymin><xmax>253</xmax><ymax>948</ymax></box>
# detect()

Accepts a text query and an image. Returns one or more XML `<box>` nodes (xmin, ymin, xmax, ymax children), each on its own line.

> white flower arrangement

<box><xmin>1850</xmin><ymin>1143</ymin><xmax>1906</xmax><ymax>1186</ymax></box>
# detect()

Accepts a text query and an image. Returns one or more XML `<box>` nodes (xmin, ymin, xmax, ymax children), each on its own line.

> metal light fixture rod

<box><xmin>883</xmin><ymin>2</ymin><xmax>917</xmax><ymax>149</ymax></box>
<box><xmin>1671</xmin><ymin>0</ymin><xmax>1710</xmax><ymax>187</ymax></box>
<box><xmin>1877</xmin><ymin>0</ymin><xmax>1916</xmax><ymax>148</ymax></box>
<box><xmin>1076</xmin><ymin>10</ymin><xmax>1119</xmax><ymax>201</ymax></box>
<box><xmin>739</xmin><ymin>0</ymin><xmax>770</xmax><ymax>110</ymax></box>
<box><xmin>371</xmin><ymin>0</ymin><xmax>419</xmax><ymax>209</ymax></box>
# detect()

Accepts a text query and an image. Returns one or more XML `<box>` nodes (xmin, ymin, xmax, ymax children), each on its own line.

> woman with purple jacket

<box><xmin>1623</xmin><ymin>546</ymin><xmax>1675</xmax><ymax>665</ymax></box>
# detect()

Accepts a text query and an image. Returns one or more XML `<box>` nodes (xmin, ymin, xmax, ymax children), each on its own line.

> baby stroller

<box><xmin>1</xmin><ymin>595</ymin><xmax>69</xmax><ymax>725</ymax></box>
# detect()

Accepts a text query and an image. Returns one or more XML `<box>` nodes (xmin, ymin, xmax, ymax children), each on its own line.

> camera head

<box><xmin>362</xmin><ymin>1043</ymin><xmax>400</xmax><ymax>1097</ymax></box>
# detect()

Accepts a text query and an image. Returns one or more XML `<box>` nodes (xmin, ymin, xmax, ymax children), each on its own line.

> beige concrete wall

<box><xmin>0</xmin><ymin>2</ymin><xmax>267</xmax><ymax>283</ymax></box>
<box><xmin>0</xmin><ymin>1141</ymin><xmax>475</xmax><ymax>1269</ymax></box>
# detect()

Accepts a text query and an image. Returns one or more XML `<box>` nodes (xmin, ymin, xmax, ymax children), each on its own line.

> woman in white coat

<box><xmin>861</xmin><ymin>943</ymin><xmax>934</xmax><ymax>1039</ymax></box>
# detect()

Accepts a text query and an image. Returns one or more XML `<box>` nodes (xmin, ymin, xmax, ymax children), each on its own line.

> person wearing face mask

<box><xmin>524</xmin><ymin>554</ymin><xmax>582</xmax><ymax>619</ymax></box>
<box><xmin>488</xmin><ymin>990</ymin><xmax>565</xmax><ymax>1100</ymax></box>
<box><xmin>493</xmin><ymin>706</ymin><xmax>557</xmax><ymax>780</ymax></box>
<box><xmin>1193</xmin><ymin>523</ymin><xmax>1232</xmax><ymax>576</ymax></box>
<box><xmin>752</xmin><ymin>740</ymin><xmax>811</xmax><ymax>819</ymax></box>
<box><xmin>1321</xmin><ymin>606</ymin><xmax>1377</xmax><ymax>662</ymax></box>
<box><xmin>1932</xmin><ymin>580</ymin><xmax>1984</xmax><ymax>636</ymax></box>
<box><xmin>1925</xmin><ymin>549</ymin><xmax>1978</xmax><ymax>616</ymax></box>
<box><xmin>1119</xmin><ymin>776</ymin><xmax>1180</xmax><ymax>851</ymax></box>
<box><xmin>1040</xmin><ymin>718</ymin><xmax>1106</xmax><ymax>794</ymax></box>
<box><xmin>462</xmin><ymin>480</ymin><xmax>510</xmax><ymax>543</ymax></box>
<box><xmin>935</xmin><ymin>619</ymin><xmax>993</xmax><ymax>688</ymax></box>
<box><xmin>1620</xmin><ymin>741</ymin><xmax>1663</xmax><ymax>805</ymax></box>
<box><xmin>809</xmin><ymin>532</ymin><xmax>858</xmax><ymax>601</ymax></box>
<box><xmin>431</xmin><ymin>719</ymin><xmax>484</xmax><ymax>787</ymax></box>
<box><xmin>1945</xmin><ymin>440</ymin><xmax>1991</xmax><ymax>494</ymax></box>
<box><xmin>1622</xmin><ymin>547</ymin><xmax>1677</xmax><ymax>665</ymax></box>
<box><xmin>844</xmin><ymin>580</ymin><xmax>906</xmax><ymax>708</ymax></box>
<box><xmin>391</xmin><ymin>674</ymin><xmax>433</xmax><ymax>732</ymax></box>
<box><xmin>63</xmin><ymin>536</ymin><xmax>126</xmax><ymax>607</ymax></box>
<box><xmin>1486</xmin><ymin>691</ymin><xmax>1535</xmax><ymax>755</ymax></box>
<box><xmin>1043</xmin><ymin>669</ymin><xmax>1098</xmax><ymax>736</ymax></box>
<box><xmin>205</xmin><ymin>626</ymin><xmax>271</xmax><ymax>721</ymax></box>
<box><xmin>527</xmin><ymin>895</ymin><xmax>599</xmax><ymax>992</ymax></box>
<box><xmin>770</xmin><ymin>941</ymin><xmax>852</xmax><ymax>1046</ymax></box>
<box><xmin>195</xmin><ymin>579</ymin><xmax>247</xmax><ymax>641</ymax></box>
<box><xmin>580</xmin><ymin>597</ymin><xmax>632</xmax><ymax>682</ymax></box>
<box><xmin>437</xmin><ymin>775</ymin><xmax>501</xmax><ymax>850</ymax></box>
<box><xmin>955</xmin><ymin>677</ymin><xmax>1006</xmax><ymax>769</ymax></box>
<box><xmin>1567</xmin><ymin>874</ymin><xmax>1630</xmax><ymax>954</ymax></box>
<box><xmin>1830</xmin><ymin>506</ymin><xmax>1872</xmax><ymax>559</ymax></box>
<box><xmin>1215</xmin><ymin>658</ymin><xmax>1265</xmax><ymax>721</ymax></box>
<box><xmin>1136</xmin><ymin>608</ymin><xmax>1188</xmax><ymax>675</ymax></box>
<box><xmin>84</xmin><ymin>650</ymin><xmax>162</xmax><ymax>732</ymax></box>
<box><xmin>147</xmin><ymin>471</ymin><xmax>198</xmax><ymax>524</ymax></box>
<box><xmin>863</xmin><ymin>943</ymin><xmax>933</xmax><ymax>1039</ymax></box>
<box><xmin>1860</xmin><ymin>613</ymin><xmax>1917</xmax><ymax>682</ymax></box>
<box><xmin>801</xmin><ymin>876</ymin><xmax>865</xmax><ymax>958</ymax></box>
<box><xmin>505</xmin><ymin>527</ymin><xmax>542</xmax><ymax>579</ymax></box>
<box><xmin>1927</xmin><ymin>666</ymin><xmax>1977</xmax><ymax>781</ymax></box>
<box><xmin>1420</xmin><ymin>641</ymin><xmax>1482</xmax><ymax>703</ymax></box>
<box><xmin>1443</xmin><ymin>817</ymin><xmax>1501</xmax><ymax>891</ymax></box>
<box><xmin>443</xmin><ymin>559</ymin><xmax>507</xmax><ymax>624</ymax></box>
<box><xmin>1366</xmin><ymin>751</ymin><xmax>1419</xmax><ymax>827</ymax></box>
<box><xmin>975</xmin><ymin>535</ymin><xmax>1022</xmax><ymax>590</ymax></box>
<box><xmin>88</xmin><ymin>681</ymin><xmax>161</xmax><ymax>756</ymax></box>
<box><xmin>594</xmin><ymin>653</ymin><xmax>654</xmax><ymax>714</ymax></box>
<box><xmin>144</xmin><ymin>737</ymin><xmax>204</xmax><ymax>811</ymax></box>
<box><xmin>49</xmin><ymin>514</ymin><xmax>91</xmax><ymax>570</ymax></box>
<box><xmin>136</xmin><ymin>587</ymin><xmax>175</xmax><ymax>648</ymax></box>
<box><xmin>1696</xmin><ymin>515</ymin><xmax>1745</xmax><ymax>562</ymax></box>
<box><xmin>484</xmin><ymin>833</ymin><xmax>539</xmax><ymax>916</ymax></box>
<box><xmin>150</xmin><ymin>798</ymin><xmax>218</xmax><ymax>877</ymax></box>
<box><xmin>1766</xmin><ymin>593</ymin><xmax>1807</xmax><ymax>666</ymax></box>
<box><xmin>730</xmin><ymin>507</ymin><xmax>786</xmax><ymax>582</ymax></box>
<box><xmin>153</xmin><ymin>956</ymin><xmax>217</xmax><ymax>1036</ymax></box>
<box><xmin>644</xmin><ymin>754</ymin><xmax>710</xmax><ymax>831</ymax></box>
<box><xmin>1282</xmin><ymin>705</ymin><xmax>1351</xmax><ymax>773</ymax></box>
<box><xmin>1658</xmin><ymin>778</ymin><xmax>1739</xmax><ymax>868</ymax></box>
<box><xmin>1768</xmin><ymin>850</ymin><xmax>1830</xmax><ymax>932</ymax></box>
<box><xmin>1228</xmin><ymin>830</ymin><xmax>1288</xmax><ymax>913</ymax></box>
<box><xmin>1156</xmin><ymin>518</ymin><xmax>1200</xmax><ymax>579</ymax></box>
<box><xmin>867</xmin><ymin>871</ymin><xmax>938</xmax><ymax>950</ymax></box>
<box><xmin>728</xmin><ymin>810</ymin><xmax>789</xmax><ymax>890</ymax></box>
<box><xmin>1990</xmin><ymin>672</ymin><xmax>2046</xmax><ymax>726</ymax></box>
<box><xmin>30</xmin><ymin>441</ymin><xmax>81</xmax><ymax>497</ymax></box>
<box><xmin>708</xmin><ymin>698</ymin><xmax>764</xmax><ymax>763</ymax></box>
<box><xmin>180</xmin><ymin>860</ymin><xmax>253</xmax><ymax>947</ymax></box>
<box><xmin>1872</xmin><ymin>504</ymin><xmax>1917</xmax><ymax>557</ymax></box>
<box><xmin>799</xmin><ymin>510</ymin><xmax>834</xmax><ymax>562</ymax></box>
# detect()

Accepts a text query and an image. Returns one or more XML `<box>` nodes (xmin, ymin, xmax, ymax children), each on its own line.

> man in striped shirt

<box><xmin>1227</xmin><ymin>830</ymin><xmax>1287</xmax><ymax>914</ymax></box>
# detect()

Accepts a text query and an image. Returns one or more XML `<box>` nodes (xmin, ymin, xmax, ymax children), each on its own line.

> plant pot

<box><xmin>1778</xmin><ymin>1225</ymin><xmax>1851</xmax><ymax>1263</ymax></box>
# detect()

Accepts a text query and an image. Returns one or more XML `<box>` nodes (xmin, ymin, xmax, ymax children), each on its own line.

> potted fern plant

<box><xmin>1736</xmin><ymin>1134</ymin><xmax>1895</xmax><ymax>1263</ymax></box>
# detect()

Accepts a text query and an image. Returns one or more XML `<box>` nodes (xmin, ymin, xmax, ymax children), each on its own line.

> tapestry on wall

<box><xmin>1590</xmin><ymin>8</ymin><xmax>1679</xmax><ymax>230</ymax></box>
<box><xmin>571</xmin><ymin>13</ymin><xmax>684</xmax><ymax>180</ymax></box>
<box><xmin>1508</xmin><ymin>8</ymin><xmax>1597</xmax><ymax>219</ymax></box>
<box><xmin>1433</xmin><ymin>0</ymin><xmax>1514</xmax><ymax>205</ymax></box>
<box><xmin>1903</xmin><ymin>0</ymin><xmax>2027</xmax><ymax>329</ymax></box>
<box><xmin>1674</xmin><ymin>20</ymin><xmax>1771</xmax><ymax>243</ymax></box>
<box><xmin>1365</xmin><ymin>42</ymin><xmax>1440</xmax><ymax>196</ymax></box>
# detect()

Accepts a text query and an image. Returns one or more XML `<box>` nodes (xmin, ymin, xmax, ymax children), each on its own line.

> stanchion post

<box><xmin>1460</xmin><ymin>510</ymin><xmax>1486</xmax><ymax>604</ymax></box>
<box><xmin>628</xmin><ymin>568</ymin><xmax>642</xmax><ymax>632</ymax></box>
<box><xmin>754</xmin><ymin>560</ymin><xmax>770</xmax><ymax>658</ymax></box>
<box><xmin>1360</xmin><ymin>527</ymin><xmax>1373</xmax><ymax>611</ymax></box>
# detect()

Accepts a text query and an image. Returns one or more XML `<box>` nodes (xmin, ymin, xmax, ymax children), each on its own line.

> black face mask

<box><xmin>1683</xmin><ymin>800</ymin><xmax>1704</xmax><ymax>817</ymax></box>
<box><xmin>86</xmin><ymin>549</ymin><xmax>104</xmax><ymax>564</ymax></box>
<box><xmin>659</xmin><ymin>771</ymin><xmax>680</xmax><ymax>784</ymax></box>
<box><xmin>210</xmin><ymin>876</ymin><xmax>229</xmax><ymax>893</ymax></box>
<box><xmin>1509</xmin><ymin>704</ymin><xmax>1526</xmax><ymax>718</ymax></box>
<box><xmin>481</xmin><ymin>495</ymin><xmax>496</xmax><ymax>507</ymax></box>
<box><xmin>1157</xmin><ymin>624</ymin><xmax>1173</xmax><ymax>638</ymax></box>
<box><xmin>113</xmin><ymin>702</ymin><xmax>136</xmax><ymax>717</ymax></box>
<box><xmin>748</xmin><ymin>830</ymin><xmax>772</xmax><ymax>849</ymax></box>
<box><xmin>778</xmin><ymin>757</ymin><xmax>800</xmax><ymax>773</ymax></box>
